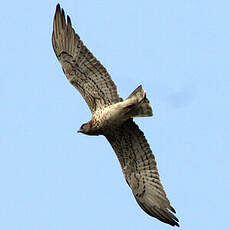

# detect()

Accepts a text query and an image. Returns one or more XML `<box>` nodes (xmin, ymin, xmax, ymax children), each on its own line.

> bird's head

<box><xmin>77</xmin><ymin>123</ymin><xmax>91</xmax><ymax>135</ymax></box>
<box><xmin>77</xmin><ymin>121</ymin><xmax>101</xmax><ymax>136</ymax></box>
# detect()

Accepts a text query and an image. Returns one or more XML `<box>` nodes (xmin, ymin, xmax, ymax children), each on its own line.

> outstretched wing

<box><xmin>105</xmin><ymin>119</ymin><xmax>179</xmax><ymax>227</ymax></box>
<box><xmin>52</xmin><ymin>4</ymin><xmax>121</xmax><ymax>113</ymax></box>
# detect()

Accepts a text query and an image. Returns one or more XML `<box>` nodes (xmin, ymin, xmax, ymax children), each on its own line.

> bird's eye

<box><xmin>80</xmin><ymin>123</ymin><xmax>87</xmax><ymax>130</ymax></box>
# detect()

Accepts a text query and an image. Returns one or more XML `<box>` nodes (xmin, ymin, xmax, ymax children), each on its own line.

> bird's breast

<box><xmin>93</xmin><ymin>103</ymin><xmax>126</xmax><ymax>130</ymax></box>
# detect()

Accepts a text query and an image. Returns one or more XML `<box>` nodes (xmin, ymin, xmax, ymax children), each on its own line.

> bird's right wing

<box><xmin>52</xmin><ymin>4</ymin><xmax>121</xmax><ymax>113</ymax></box>
<box><xmin>105</xmin><ymin>119</ymin><xmax>179</xmax><ymax>227</ymax></box>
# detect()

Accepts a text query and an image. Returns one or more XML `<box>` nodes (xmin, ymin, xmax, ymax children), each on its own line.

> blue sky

<box><xmin>1</xmin><ymin>0</ymin><xmax>230</xmax><ymax>229</ymax></box>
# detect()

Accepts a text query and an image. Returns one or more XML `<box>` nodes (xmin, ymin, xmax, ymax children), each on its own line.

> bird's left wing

<box><xmin>52</xmin><ymin>4</ymin><xmax>121</xmax><ymax>113</ymax></box>
<box><xmin>105</xmin><ymin>119</ymin><xmax>179</xmax><ymax>227</ymax></box>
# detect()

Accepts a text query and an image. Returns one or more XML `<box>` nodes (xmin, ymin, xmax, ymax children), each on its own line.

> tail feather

<box><xmin>127</xmin><ymin>85</ymin><xmax>145</xmax><ymax>101</ymax></box>
<box><xmin>125</xmin><ymin>85</ymin><xmax>153</xmax><ymax>118</ymax></box>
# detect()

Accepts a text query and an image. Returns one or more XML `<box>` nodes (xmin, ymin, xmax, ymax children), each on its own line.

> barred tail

<box><xmin>125</xmin><ymin>85</ymin><xmax>153</xmax><ymax>118</ymax></box>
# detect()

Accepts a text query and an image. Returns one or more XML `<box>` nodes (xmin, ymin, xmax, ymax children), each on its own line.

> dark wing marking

<box><xmin>52</xmin><ymin>4</ymin><xmax>121</xmax><ymax>113</ymax></box>
<box><xmin>105</xmin><ymin>119</ymin><xmax>179</xmax><ymax>227</ymax></box>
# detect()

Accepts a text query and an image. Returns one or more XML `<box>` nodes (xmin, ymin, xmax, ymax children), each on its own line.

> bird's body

<box><xmin>80</xmin><ymin>85</ymin><xmax>152</xmax><ymax>135</ymax></box>
<box><xmin>52</xmin><ymin>4</ymin><xmax>179</xmax><ymax>227</ymax></box>
<box><xmin>89</xmin><ymin>103</ymin><xmax>126</xmax><ymax>133</ymax></box>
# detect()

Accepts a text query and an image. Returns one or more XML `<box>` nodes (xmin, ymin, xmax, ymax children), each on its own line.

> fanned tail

<box><xmin>125</xmin><ymin>85</ymin><xmax>153</xmax><ymax>118</ymax></box>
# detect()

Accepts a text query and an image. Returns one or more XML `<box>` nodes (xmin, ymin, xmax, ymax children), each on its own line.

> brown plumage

<box><xmin>52</xmin><ymin>4</ymin><xmax>179</xmax><ymax>227</ymax></box>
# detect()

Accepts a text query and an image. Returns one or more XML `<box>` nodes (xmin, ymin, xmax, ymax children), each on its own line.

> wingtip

<box><xmin>172</xmin><ymin>219</ymin><xmax>180</xmax><ymax>227</ymax></box>
<box><xmin>169</xmin><ymin>205</ymin><xmax>176</xmax><ymax>214</ymax></box>
<box><xmin>67</xmin><ymin>15</ymin><xmax>72</xmax><ymax>26</ymax></box>
<box><xmin>54</xmin><ymin>4</ymin><xmax>62</xmax><ymax>21</ymax></box>
<box><xmin>55</xmin><ymin>3</ymin><xmax>65</xmax><ymax>18</ymax></box>
<box><xmin>55</xmin><ymin>3</ymin><xmax>61</xmax><ymax>16</ymax></box>
<box><xmin>56</xmin><ymin>3</ymin><xmax>60</xmax><ymax>10</ymax></box>
<box><xmin>168</xmin><ymin>212</ymin><xmax>180</xmax><ymax>227</ymax></box>
<box><xmin>61</xmin><ymin>8</ymin><xmax>65</xmax><ymax>18</ymax></box>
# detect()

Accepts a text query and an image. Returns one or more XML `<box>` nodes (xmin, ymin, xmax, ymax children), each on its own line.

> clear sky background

<box><xmin>1</xmin><ymin>0</ymin><xmax>230</xmax><ymax>229</ymax></box>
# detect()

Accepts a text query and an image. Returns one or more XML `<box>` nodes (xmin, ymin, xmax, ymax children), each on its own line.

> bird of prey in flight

<box><xmin>52</xmin><ymin>4</ymin><xmax>179</xmax><ymax>227</ymax></box>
